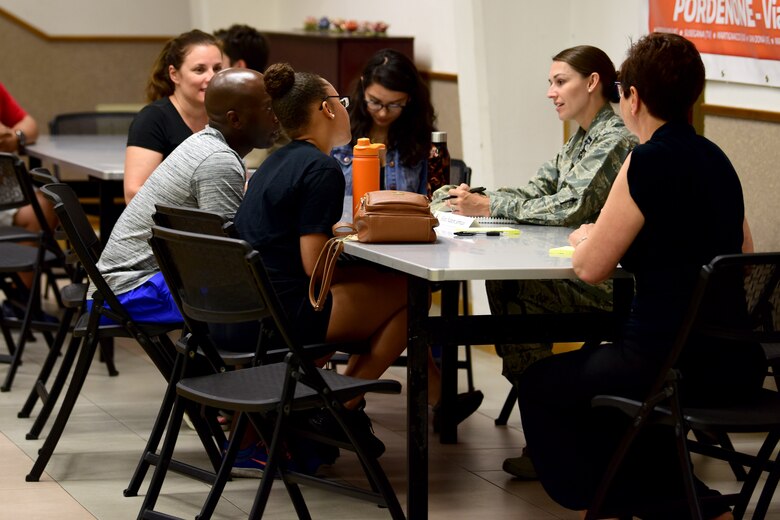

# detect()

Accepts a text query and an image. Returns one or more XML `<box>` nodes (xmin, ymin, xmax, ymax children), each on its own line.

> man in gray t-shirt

<box><xmin>89</xmin><ymin>68</ymin><xmax>279</xmax><ymax>321</ymax></box>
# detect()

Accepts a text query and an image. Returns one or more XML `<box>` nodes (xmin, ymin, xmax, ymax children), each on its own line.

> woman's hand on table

<box><xmin>568</xmin><ymin>224</ymin><xmax>594</xmax><ymax>247</ymax></box>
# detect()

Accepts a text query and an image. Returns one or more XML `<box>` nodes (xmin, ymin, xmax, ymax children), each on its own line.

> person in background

<box><xmin>332</xmin><ymin>49</ymin><xmax>483</xmax><ymax>429</ymax></box>
<box><xmin>234</xmin><ymin>62</ymin><xmax>408</xmax><ymax>467</ymax></box>
<box><xmin>0</xmin><ymin>81</ymin><xmax>57</xmax><ymax>292</ymax></box>
<box><xmin>519</xmin><ymin>33</ymin><xmax>761</xmax><ymax>519</ymax></box>
<box><xmin>124</xmin><ymin>29</ymin><xmax>223</xmax><ymax>202</ymax></box>
<box><xmin>332</xmin><ymin>48</ymin><xmax>435</xmax><ymax>222</ymax></box>
<box><xmin>431</xmin><ymin>45</ymin><xmax>636</xmax><ymax>479</ymax></box>
<box><xmin>91</xmin><ymin>68</ymin><xmax>279</xmax><ymax>322</ymax></box>
<box><xmin>214</xmin><ymin>23</ymin><xmax>280</xmax><ymax>171</ymax></box>
<box><xmin>214</xmin><ymin>24</ymin><xmax>269</xmax><ymax>72</ymax></box>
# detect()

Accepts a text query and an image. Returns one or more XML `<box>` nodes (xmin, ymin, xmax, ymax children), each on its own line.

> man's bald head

<box><xmin>205</xmin><ymin>68</ymin><xmax>279</xmax><ymax>155</ymax></box>
<box><xmin>206</xmin><ymin>68</ymin><xmax>264</xmax><ymax>122</ymax></box>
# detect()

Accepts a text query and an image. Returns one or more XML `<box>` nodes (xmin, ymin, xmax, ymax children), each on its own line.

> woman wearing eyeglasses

<box><xmin>331</xmin><ymin>48</ymin><xmax>436</xmax><ymax>222</ymax></box>
<box><xmin>234</xmin><ymin>63</ymin><xmax>409</xmax><ymax>470</ymax></box>
<box><xmin>518</xmin><ymin>34</ymin><xmax>762</xmax><ymax>519</ymax></box>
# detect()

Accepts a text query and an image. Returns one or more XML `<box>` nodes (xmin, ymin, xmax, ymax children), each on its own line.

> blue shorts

<box><xmin>87</xmin><ymin>271</ymin><xmax>183</xmax><ymax>325</ymax></box>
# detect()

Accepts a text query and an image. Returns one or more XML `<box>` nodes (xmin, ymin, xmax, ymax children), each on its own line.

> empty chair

<box><xmin>0</xmin><ymin>153</ymin><xmax>64</xmax><ymax>391</ymax></box>
<box><xmin>48</xmin><ymin>111</ymin><xmax>136</xmax><ymax>136</ymax></box>
<box><xmin>138</xmin><ymin>226</ymin><xmax>405</xmax><ymax>519</ymax></box>
<box><xmin>26</xmin><ymin>183</ymin><xmax>186</xmax><ymax>482</ymax></box>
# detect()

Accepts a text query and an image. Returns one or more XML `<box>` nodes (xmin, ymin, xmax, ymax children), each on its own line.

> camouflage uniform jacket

<box><xmin>489</xmin><ymin>104</ymin><xmax>635</xmax><ymax>226</ymax></box>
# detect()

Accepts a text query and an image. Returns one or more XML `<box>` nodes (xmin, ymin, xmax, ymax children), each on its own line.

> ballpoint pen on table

<box><xmin>442</xmin><ymin>186</ymin><xmax>486</xmax><ymax>201</ymax></box>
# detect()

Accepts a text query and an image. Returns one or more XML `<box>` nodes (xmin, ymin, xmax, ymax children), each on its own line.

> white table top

<box><xmin>26</xmin><ymin>134</ymin><xmax>126</xmax><ymax>181</ymax></box>
<box><xmin>343</xmin><ymin>225</ymin><xmax>600</xmax><ymax>282</ymax></box>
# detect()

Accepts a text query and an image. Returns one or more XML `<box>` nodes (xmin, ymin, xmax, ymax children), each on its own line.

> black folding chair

<box><xmin>18</xmin><ymin>170</ymin><xmax>118</xmax><ymax>440</ymax></box>
<box><xmin>586</xmin><ymin>253</ymin><xmax>780</xmax><ymax>520</ymax></box>
<box><xmin>0</xmin><ymin>153</ymin><xmax>65</xmax><ymax>391</ymax></box>
<box><xmin>138</xmin><ymin>226</ymin><xmax>405</xmax><ymax>520</ymax></box>
<box><xmin>123</xmin><ymin>203</ymin><xmax>252</xmax><ymax>498</ymax></box>
<box><xmin>26</xmin><ymin>183</ymin><xmax>185</xmax><ymax>482</ymax></box>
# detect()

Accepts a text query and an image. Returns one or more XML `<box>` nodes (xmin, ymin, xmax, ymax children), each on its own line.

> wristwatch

<box><xmin>14</xmin><ymin>129</ymin><xmax>26</xmax><ymax>154</ymax></box>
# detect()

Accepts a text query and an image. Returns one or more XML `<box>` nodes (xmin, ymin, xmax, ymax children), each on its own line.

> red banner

<box><xmin>649</xmin><ymin>0</ymin><xmax>780</xmax><ymax>61</ymax></box>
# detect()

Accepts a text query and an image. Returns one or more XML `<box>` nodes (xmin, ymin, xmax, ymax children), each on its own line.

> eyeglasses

<box><xmin>365</xmin><ymin>98</ymin><xmax>406</xmax><ymax>113</ymax></box>
<box><xmin>615</xmin><ymin>81</ymin><xmax>625</xmax><ymax>98</ymax></box>
<box><xmin>320</xmin><ymin>95</ymin><xmax>350</xmax><ymax>110</ymax></box>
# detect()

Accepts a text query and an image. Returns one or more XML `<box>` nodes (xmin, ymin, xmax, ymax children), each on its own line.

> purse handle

<box><xmin>308</xmin><ymin>222</ymin><xmax>357</xmax><ymax>311</ymax></box>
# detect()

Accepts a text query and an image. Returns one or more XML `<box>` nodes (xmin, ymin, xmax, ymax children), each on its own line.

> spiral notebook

<box><xmin>472</xmin><ymin>216</ymin><xmax>517</xmax><ymax>226</ymax></box>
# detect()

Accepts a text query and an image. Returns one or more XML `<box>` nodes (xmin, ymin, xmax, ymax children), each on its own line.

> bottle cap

<box><xmin>432</xmin><ymin>131</ymin><xmax>447</xmax><ymax>143</ymax></box>
<box><xmin>353</xmin><ymin>137</ymin><xmax>386</xmax><ymax>156</ymax></box>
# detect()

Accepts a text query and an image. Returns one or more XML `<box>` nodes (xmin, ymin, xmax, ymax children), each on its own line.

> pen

<box><xmin>442</xmin><ymin>186</ymin><xmax>486</xmax><ymax>201</ymax></box>
<box><xmin>454</xmin><ymin>230</ymin><xmax>502</xmax><ymax>236</ymax></box>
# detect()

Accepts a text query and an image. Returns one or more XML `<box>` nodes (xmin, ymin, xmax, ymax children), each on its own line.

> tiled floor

<box><xmin>1</xmin><ymin>326</ymin><xmax>779</xmax><ymax>519</ymax></box>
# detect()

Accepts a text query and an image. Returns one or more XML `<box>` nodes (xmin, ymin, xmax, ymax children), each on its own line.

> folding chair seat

<box><xmin>25</xmin><ymin>183</ymin><xmax>187</xmax><ymax>483</ymax></box>
<box><xmin>586</xmin><ymin>253</ymin><xmax>780</xmax><ymax>520</ymax></box>
<box><xmin>138</xmin><ymin>226</ymin><xmax>405</xmax><ymax>520</ymax></box>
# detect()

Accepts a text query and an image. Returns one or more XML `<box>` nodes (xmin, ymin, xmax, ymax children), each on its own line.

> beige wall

<box><xmin>0</xmin><ymin>13</ymin><xmax>162</xmax><ymax>133</ymax></box>
<box><xmin>704</xmin><ymin>115</ymin><xmax>780</xmax><ymax>253</ymax></box>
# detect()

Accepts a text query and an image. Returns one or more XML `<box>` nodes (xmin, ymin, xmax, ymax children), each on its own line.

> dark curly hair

<box><xmin>618</xmin><ymin>32</ymin><xmax>705</xmax><ymax>122</ymax></box>
<box><xmin>145</xmin><ymin>29</ymin><xmax>220</xmax><ymax>102</ymax></box>
<box><xmin>264</xmin><ymin>62</ymin><xmax>328</xmax><ymax>138</ymax></box>
<box><xmin>553</xmin><ymin>45</ymin><xmax>619</xmax><ymax>103</ymax></box>
<box><xmin>346</xmin><ymin>49</ymin><xmax>436</xmax><ymax>167</ymax></box>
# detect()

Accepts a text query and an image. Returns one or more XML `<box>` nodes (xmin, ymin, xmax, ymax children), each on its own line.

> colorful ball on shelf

<box><xmin>318</xmin><ymin>16</ymin><xmax>330</xmax><ymax>30</ymax></box>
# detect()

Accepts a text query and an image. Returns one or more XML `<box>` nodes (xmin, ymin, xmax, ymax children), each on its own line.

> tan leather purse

<box><xmin>353</xmin><ymin>190</ymin><xmax>439</xmax><ymax>243</ymax></box>
<box><xmin>308</xmin><ymin>190</ymin><xmax>439</xmax><ymax>310</ymax></box>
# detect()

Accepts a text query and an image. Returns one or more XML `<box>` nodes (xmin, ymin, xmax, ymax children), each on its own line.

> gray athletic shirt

<box><xmin>90</xmin><ymin>126</ymin><xmax>245</xmax><ymax>298</ymax></box>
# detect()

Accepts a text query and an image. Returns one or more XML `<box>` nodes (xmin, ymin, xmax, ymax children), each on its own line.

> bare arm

<box><xmin>570</xmin><ymin>153</ymin><xmax>645</xmax><ymax>284</ymax></box>
<box><xmin>124</xmin><ymin>145</ymin><xmax>163</xmax><ymax>203</ymax></box>
<box><xmin>0</xmin><ymin>115</ymin><xmax>38</xmax><ymax>152</ymax></box>
<box><xmin>742</xmin><ymin>218</ymin><xmax>754</xmax><ymax>253</ymax></box>
<box><xmin>301</xmin><ymin>233</ymin><xmax>330</xmax><ymax>277</ymax></box>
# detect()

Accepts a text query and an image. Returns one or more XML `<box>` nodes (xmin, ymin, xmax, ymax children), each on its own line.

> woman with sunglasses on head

<box><xmin>331</xmin><ymin>48</ymin><xmax>436</xmax><ymax>222</ymax></box>
<box><xmin>518</xmin><ymin>33</ymin><xmax>761</xmax><ymax>519</ymax></box>
<box><xmin>124</xmin><ymin>29</ymin><xmax>223</xmax><ymax>202</ymax></box>
<box><xmin>234</xmin><ymin>63</ymin><xmax>409</xmax><ymax>466</ymax></box>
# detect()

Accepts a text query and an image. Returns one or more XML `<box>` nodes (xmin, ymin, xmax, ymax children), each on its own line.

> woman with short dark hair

<box><xmin>518</xmin><ymin>33</ymin><xmax>761</xmax><ymax>519</ymax></box>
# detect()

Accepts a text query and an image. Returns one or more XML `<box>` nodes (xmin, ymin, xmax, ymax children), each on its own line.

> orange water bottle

<box><xmin>352</xmin><ymin>137</ymin><xmax>386</xmax><ymax>217</ymax></box>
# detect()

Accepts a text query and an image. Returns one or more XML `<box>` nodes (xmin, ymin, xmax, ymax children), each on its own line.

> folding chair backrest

<box><xmin>149</xmin><ymin>226</ymin><xmax>325</xmax><ymax>382</ymax></box>
<box><xmin>450</xmin><ymin>158</ymin><xmax>472</xmax><ymax>186</ymax></box>
<box><xmin>49</xmin><ymin>111</ymin><xmax>137</xmax><ymax>136</ymax></box>
<box><xmin>653</xmin><ymin>252</ymin><xmax>780</xmax><ymax>397</ymax></box>
<box><xmin>152</xmin><ymin>204</ymin><xmax>236</xmax><ymax>238</ymax></box>
<box><xmin>149</xmin><ymin>226</ymin><xmax>272</xmax><ymax>325</ymax></box>
<box><xmin>0</xmin><ymin>152</ymin><xmax>30</xmax><ymax>212</ymax></box>
<box><xmin>39</xmin><ymin>183</ymin><xmax>130</xmax><ymax>321</ymax></box>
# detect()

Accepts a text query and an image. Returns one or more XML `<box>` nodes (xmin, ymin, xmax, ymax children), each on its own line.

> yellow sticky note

<box><xmin>549</xmin><ymin>245</ymin><xmax>575</xmax><ymax>257</ymax></box>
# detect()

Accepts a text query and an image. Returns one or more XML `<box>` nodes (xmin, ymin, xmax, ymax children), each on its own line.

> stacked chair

<box><xmin>138</xmin><ymin>225</ymin><xmax>405</xmax><ymax>519</ymax></box>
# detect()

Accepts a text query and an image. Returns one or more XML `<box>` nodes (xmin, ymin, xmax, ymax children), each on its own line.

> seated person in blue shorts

<box><xmin>88</xmin><ymin>68</ymin><xmax>279</xmax><ymax>322</ymax></box>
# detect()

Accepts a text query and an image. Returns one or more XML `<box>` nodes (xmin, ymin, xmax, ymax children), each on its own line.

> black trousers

<box><xmin>517</xmin><ymin>341</ymin><xmax>731</xmax><ymax>519</ymax></box>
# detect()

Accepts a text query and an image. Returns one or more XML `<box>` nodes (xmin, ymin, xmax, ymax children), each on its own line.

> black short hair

<box><xmin>619</xmin><ymin>32</ymin><xmax>705</xmax><ymax>122</ymax></box>
<box><xmin>217</xmin><ymin>24</ymin><xmax>269</xmax><ymax>72</ymax></box>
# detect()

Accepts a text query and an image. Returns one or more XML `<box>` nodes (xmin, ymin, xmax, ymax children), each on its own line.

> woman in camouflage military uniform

<box><xmin>432</xmin><ymin>45</ymin><xmax>636</xmax><ymax>478</ymax></box>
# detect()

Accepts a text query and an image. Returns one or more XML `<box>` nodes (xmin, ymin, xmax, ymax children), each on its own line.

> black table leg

<box><xmin>407</xmin><ymin>276</ymin><xmax>430</xmax><ymax>519</ymax></box>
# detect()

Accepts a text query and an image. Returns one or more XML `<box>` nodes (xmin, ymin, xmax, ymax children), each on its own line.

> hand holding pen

<box><xmin>444</xmin><ymin>184</ymin><xmax>490</xmax><ymax>215</ymax></box>
<box><xmin>442</xmin><ymin>186</ymin><xmax>486</xmax><ymax>200</ymax></box>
